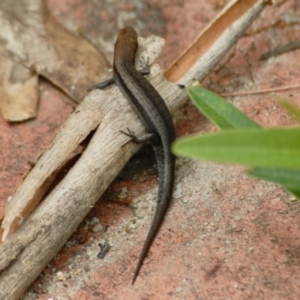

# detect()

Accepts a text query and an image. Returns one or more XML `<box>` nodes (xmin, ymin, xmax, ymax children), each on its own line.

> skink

<box><xmin>90</xmin><ymin>26</ymin><xmax>175</xmax><ymax>284</ymax></box>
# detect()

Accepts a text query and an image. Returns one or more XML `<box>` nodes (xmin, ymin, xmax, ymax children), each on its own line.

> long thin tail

<box><xmin>131</xmin><ymin>202</ymin><xmax>168</xmax><ymax>284</ymax></box>
<box><xmin>132</xmin><ymin>146</ymin><xmax>175</xmax><ymax>284</ymax></box>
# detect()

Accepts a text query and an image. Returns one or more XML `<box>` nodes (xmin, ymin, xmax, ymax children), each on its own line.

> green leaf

<box><xmin>277</xmin><ymin>97</ymin><xmax>300</xmax><ymax>123</ymax></box>
<box><xmin>172</xmin><ymin>127</ymin><xmax>300</xmax><ymax>169</ymax></box>
<box><xmin>248</xmin><ymin>167</ymin><xmax>300</xmax><ymax>200</ymax></box>
<box><xmin>188</xmin><ymin>86</ymin><xmax>260</xmax><ymax>130</ymax></box>
<box><xmin>182</xmin><ymin>87</ymin><xmax>300</xmax><ymax>199</ymax></box>
<box><xmin>248</xmin><ymin>167</ymin><xmax>300</xmax><ymax>190</ymax></box>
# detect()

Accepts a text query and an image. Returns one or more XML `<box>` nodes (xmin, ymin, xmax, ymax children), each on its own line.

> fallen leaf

<box><xmin>0</xmin><ymin>0</ymin><xmax>110</xmax><ymax>121</ymax></box>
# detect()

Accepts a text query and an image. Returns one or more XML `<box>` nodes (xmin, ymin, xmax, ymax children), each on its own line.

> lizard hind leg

<box><xmin>120</xmin><ymin>128</ymin><xmax>155</xmax><ymax>144</ymax></box>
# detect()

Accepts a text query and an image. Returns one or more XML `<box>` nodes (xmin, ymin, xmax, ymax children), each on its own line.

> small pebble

<box><xmin>92</xmin><ymin>223</ymin><xmax>104</xmax><ymax>233</ymax></box>
<box><xmin>129</xmin><ymin>222</ymin><xmax>137</xmax><ymax>229</ymax></box>
<box><xmin>84</xmin><ymin>264</ymin><xmax>91</xmax><ymax>272</ymax></box>
<box><xmin>181</xmin><ymin>198</ymin><xmax>188</xmax><ymax>204</ymax></box>
<box><xmin>117</xmin><ymin>187</ymin><xmax>128</xmax><ymax>199</ymax></box>
<box><xmin>90</xmin><ymin>217</ymin><xmax>100</xmax><ymax>224</ymax></box>
<box><xmin>176</xmin><ymin>286</ymin><xmax>183</xmax><ymax>292</ymax></box>
<box><xmin>65</xmin><ymin>241</ymin><xmax>74</xmax><ymax>248</ymax></box>
<box><xmin>56</xmin><ymin>271</ymin><xmax>65</xmax><ymax>281</ymax></box>
<box><xmin>234</xmin><ymin>215</ymin><xmax>241</xmax><ymax>221</ymax></box>
<box><xmin>173</xmin><ymin>183</ymin><xmax>182</xmax><ymax>199</ymax></box>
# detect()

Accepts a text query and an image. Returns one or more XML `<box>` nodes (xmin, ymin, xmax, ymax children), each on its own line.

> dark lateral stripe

<box><xmin>114</xmin><ymin>65</ymin><xmax>160</xmax><ymax>134</ymax></box>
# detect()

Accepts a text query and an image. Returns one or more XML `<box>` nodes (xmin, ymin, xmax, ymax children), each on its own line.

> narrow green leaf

<box><xmin>248</xmin><ymin>167</ymin><xmax>300</xmax><ymax>200</ymax></box>
<box><xmin>248</xmin><ymin>167</ymin><xmax>300</xmax><ymax>190</ymax></box>
<box><xmin>173</xmin><ymin>128</ymin><xmax>300</xmax><ymax>169</ymax></box>
<box><xmin>188</xmin><ymin>86</ymin><xmax>260</xmax><ymax>130</ymax></box>
<box><xmin>277</xmin><ymin>97</ymin><xmax>300</xmax><ymax>123</ymax></box>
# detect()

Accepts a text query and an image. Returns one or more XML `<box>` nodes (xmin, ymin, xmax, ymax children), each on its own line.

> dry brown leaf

<box><xmin>0</xmin><ymin>0</ymin><xmax>109</xmax><ymax>121</ymax></box>
<box><xmin>0</xmin><ymin>46</ymin><xmax>38</xmax><ymax>121</ymax></box>
<box><xmin>166</xmin><ymin>0</ymin><xmax>272</xmax><ymax>83</ymax></box>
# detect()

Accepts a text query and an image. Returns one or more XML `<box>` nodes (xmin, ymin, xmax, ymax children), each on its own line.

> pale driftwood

<box><xmin>0</xmin><ymin>36</ymin><xmax>167</xmax><ymax>244</ymax></box>
<box><xmin>0</xmin><ymin>1</ymin><xmax>268</xmax><ymax>299</ymax></box>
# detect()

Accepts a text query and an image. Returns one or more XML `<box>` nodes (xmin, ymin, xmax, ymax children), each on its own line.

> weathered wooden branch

<box><xmin>0</xmin><ymin>1</ymin><xmax>269</xmax><ymax>299</ymax></box>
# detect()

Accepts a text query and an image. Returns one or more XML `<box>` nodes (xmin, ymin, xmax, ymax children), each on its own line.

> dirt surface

<box><xmin>1</xmin><ymin>0</ymin><xmax>300</xmax><ymax>299</ymax></box>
